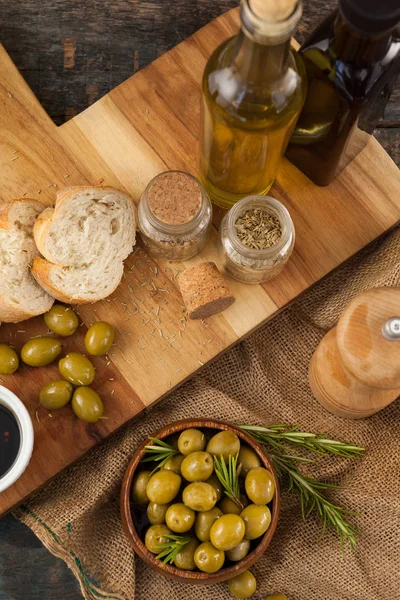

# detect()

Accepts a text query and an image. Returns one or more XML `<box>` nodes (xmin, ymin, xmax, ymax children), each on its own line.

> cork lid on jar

<box><xmin>147</xmin><ymin>171</ymin><xmax>203</xmax><ymax>226</ymax></box>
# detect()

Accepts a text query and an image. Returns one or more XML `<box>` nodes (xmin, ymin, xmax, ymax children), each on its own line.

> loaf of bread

<box><xmin>0</xmin><ymin>199</ymin><xmax>54</xmax><ymax>322</ymax></box>
<box><xmin>178</xmin><ymin>262</ymin><xmax>235</xmax><ymax>319</ymax></box>
<box><xmin>31</xmin><ymin>186</ymin><xmax>136</xmax><ymax>304</ymax></box>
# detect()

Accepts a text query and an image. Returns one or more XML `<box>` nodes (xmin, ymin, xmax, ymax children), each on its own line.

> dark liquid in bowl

<box><xmin>0</xmin><ymin>404</ymin><xmax>21</xmax><ymax>478</ymax></box>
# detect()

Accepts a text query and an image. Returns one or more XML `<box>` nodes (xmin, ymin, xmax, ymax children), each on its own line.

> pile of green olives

<box><xmin>0</xmin><ymin>304</ymin><xmax>116</xmax><ymax>424</ymax></box>
<box><xmin>131</xmin><ymin>427</ymin><xmax>276</xmax><ymax>598</ymax></box>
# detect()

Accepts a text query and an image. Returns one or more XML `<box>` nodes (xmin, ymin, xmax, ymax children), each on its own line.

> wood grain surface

<box><xmin>0</xmin><ymin>5</ymin><xmax>399</xmax><ymax>518</ymax></box>
<box><xmin>0</xmin><ymin>1</ymin><xmax>398</xmax><ymax>598</ymax></box>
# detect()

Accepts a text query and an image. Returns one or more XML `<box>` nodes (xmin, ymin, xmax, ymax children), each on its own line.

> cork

<box><xmin>178</xmin><ymin>262</ymin><xmax>235</xmax><ymax>320</ymax></box>
<box><xmin>148</xmin><ymin>171</ymin><xmax>202</xmax><ymax>225</ymax></box>
<box><xmin>249</xmin><ymin>0</ymin><xmax>297</xmax><ymax>22</ymax></box>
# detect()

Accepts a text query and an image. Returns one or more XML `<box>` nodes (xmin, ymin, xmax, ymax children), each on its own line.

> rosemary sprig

<box><xmin>155</xmin><ymin>534</ymin><xmax>191</xmax><ymax>565</ymax></box>
<box><xmin>272</xmin><ymin>455</ymin><xmax>359</xmax><ymax>552</ymax></box>
<box><xmin>240</xmin><ymin>425</ymin><xmax>365</xmax><ymax>458</ymax></box>
<box><xmin>239</xmin><ymin>424</ymin><xmax>364</xmax><ymax>550</ymax></box>
<box><xmin>214</xmin><ymin>454</ymin><xmax>244</xmax><ymax>510</ymax></box>
<box><xmin>142</xmin><ymin>437</ymin><xmax>178</xmax><ymax>472</ymax></box>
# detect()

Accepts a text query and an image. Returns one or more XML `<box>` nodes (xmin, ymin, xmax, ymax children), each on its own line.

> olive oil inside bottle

<box><xmin>199</xmin><ymin>1</ymin><xmax>306</xmax><ymax>210</ymax></box>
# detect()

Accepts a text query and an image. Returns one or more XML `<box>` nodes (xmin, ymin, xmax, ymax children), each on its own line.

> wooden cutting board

<box><xmin>0</xmin><ymin>8</ymin><xmax>399</xmax><ymax>516</ymax></box>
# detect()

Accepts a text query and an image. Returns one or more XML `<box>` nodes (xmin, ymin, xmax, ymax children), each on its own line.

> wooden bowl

<box><xmin>120</xmin><ymin>418</ymin><xmax>280</xmax><ymax>584</ymax></box>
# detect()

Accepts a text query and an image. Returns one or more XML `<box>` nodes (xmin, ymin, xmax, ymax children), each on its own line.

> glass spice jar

<box><xmin>218</xmin><ymin>195</ymin><xmax>295</xmax><ymax>284</ymax></box>
<box><xmin>138</xmin><ymin>171</ymin><xmax>213</xmax><ymax>261</ymax></box>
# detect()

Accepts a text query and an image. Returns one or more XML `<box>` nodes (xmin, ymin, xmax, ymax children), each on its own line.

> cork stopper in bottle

<box><xmin>249</xmin><ymin>0</ymin><xmax>298</xmax><ymax>22</ymax></box>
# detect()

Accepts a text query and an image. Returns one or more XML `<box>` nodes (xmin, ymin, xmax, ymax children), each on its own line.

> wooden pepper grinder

<box><xmin>309</xmin><ymin>287</ymin><xmax>400</xmax><ymax>419</ymax></box>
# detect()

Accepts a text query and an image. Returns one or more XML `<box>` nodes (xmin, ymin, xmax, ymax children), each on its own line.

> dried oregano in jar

<box><xmin>138</xmin><ymin>171</ymin><xmax>213</xmax><ymax>261</ymax></box>
<box><xmin>218</xmin><ymin>195</ymin><xmax>295</xmax><ymax>283</ymax></box>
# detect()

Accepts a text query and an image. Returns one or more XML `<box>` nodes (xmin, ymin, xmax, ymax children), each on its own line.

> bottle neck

<box><xmin>332</xmin><ymin>11</ymin><xmax>393</xmax><ymax>64</ymax></box>
<box><xmin>234</xmin><ymin>29</ymin><xmax>291</xmax><ymax>82</ymax></box>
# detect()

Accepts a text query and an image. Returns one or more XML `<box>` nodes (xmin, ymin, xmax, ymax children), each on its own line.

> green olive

<box><xmin>132</xmin><ymin>471</ymin><xmax>151</xmax><ymax>504</ymax></box>
<box><xmin>174</xmin><ymin>537</ymin><xmax>199</xmax><ymax>570</ymax></box>
<box><xmin>44</xmin><ymin>304</ymin><xmax>79</xmax><ymax>336</ymax></box>
<box><xmin>162</xmin><ymin>454</ymin><xmax>185</xmax><ymax>474</ymax></box>
<box><xmin>84</xmin><ymin>321</ymin><xmax>115</xmax><ymax>356</ymax></box>
<box><xmin>0</xmin><ymin>344</ymin><xmax>19</xmax><ymax>374</ymax></box>
<box><xmin>71</xmin><ymin>387</ymin><xmax>103</xmax><ymax>423</ymax></box>
<box><xmin>210</xmin><ymin>514</ymin><xmax>245</xmax><ymax>551</ymax></box>
<box><xmin>39</xmin><ymin>380</ymin><xmax>73</xmax><ymax>410</ymax></box>
<box><xmin>245</xmin><ymin>467</ymin><xmax>275</xmax><ymax>505</ymax></box>
<box><xmin>147</xmin><ymin>502</ymin><xmax>169</xmax><ymax>525</ymax></box>
<box><xmin>266</xmin><ymin>596</ymin><xmax>289</xmax><ymax>600</ymax></box>
<box><xmin>206</xmin><ymin>431</ymin><xmax>241</xmax><ymax>462</ymax></box>
<box><xmin>182</xmin><ymin>482</ymin><xmax>217</xmax><ymax>512</ymax></box>
<box><xmin>194</xmin><ymin>542</ymin><xmax>225</xmax><ymax>573</ymax></box>
<box><xmin>59</xmin><ymin>352</ymin><xmax>95</xmax><ymax>386</ymax></box>
<box><xmin>240</xmin><ymin>504</ymin><xmax>271</xmax><ymax>540</ymax></box>
<box><xmin>226</xmin><ymin>538</ymin><xmax>251</xmax><ymax>562</ymax></box>
<box><xmin>195</xmin><ymin>507</ymin><xmax>223</xmax><ymax>542</ymax></box>
<box><xmin>145</xmin><ymin>524</ymin><xmax>172</xmax><ymax>554</ymax></box>
<box><xmin>146</xmin><ymin>471</ymin><xmax>181</xmax><ymax>504</ymax></box>
<box><xmin>178</xmin><ymin>428</ymin><xmax>206</xmax><ymax>455</ymax></box>
<box><xmin>165</xmin><ymin>503</ymin><xmax>195</xmax><ymax>533</ymax></box>
<box><xmin>181</xmin><ymin>451</ymin><xmax>214</xmax><ymax>482</ymax></box>
<box><xmin>21</xmin><ymin>337</ymin><xmax>62</xmax><ymax>367</ymax></box>
<box><xmin>219</xmin><ymin>496</ymin><xmax>248</xmax><ymax>516</ymax></box>
<box><xmin>205</xmin><ymin>473</ymin><xmax>223</xmax><ymax>502</ymax></box>
<box><xmin>238</xmin><ymin>446</ymin><xmax>261</xmax><ymax>477</ymax></box>
<box><xmin>227</xmin><ymin>570</ymin><xmax>257</xmax><ymax>599</ymax></box>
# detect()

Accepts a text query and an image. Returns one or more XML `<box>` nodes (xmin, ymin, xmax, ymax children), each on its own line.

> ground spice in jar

<box><xmin>138</xmin><ymin>171</ymin><xmax>213</xmax><ymax>261</ymax></box>
<box><xmin>147</xmin><ymin>172</ymin><xmax>202</xmax><ymax>225</ymax></box>
<box><xmin>234</xmin><ymin>208</ymin><xmax>282</xmax><ymax>249</ymax></box>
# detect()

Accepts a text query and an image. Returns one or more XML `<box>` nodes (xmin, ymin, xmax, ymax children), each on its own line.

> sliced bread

<box><xmin>31</xmin><ymin>186</ymin><xmax>136</xmax><ymax>304</ymax></box>
<box><xmin>0</xmin><ymin>199</ymin><xmax>54</xmax><ymax>322</ymax></box>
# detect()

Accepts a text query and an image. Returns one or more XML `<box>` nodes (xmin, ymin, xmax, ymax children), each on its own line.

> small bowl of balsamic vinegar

<box><xmin>0</xmin><ymin>386</ymin><xmax>34</xmax><ymax>493</ymax></box>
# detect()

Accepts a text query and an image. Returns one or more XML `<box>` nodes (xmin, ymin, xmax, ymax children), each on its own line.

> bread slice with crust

<box><xmin>31</xmin><ymin>186</ymin><xmax>136</xmax><ymax>304</ymax></box>
<box><xmin>0</xmin><ymin>199</ymin><xmax>54</xmax><ymax>322</ymax></box>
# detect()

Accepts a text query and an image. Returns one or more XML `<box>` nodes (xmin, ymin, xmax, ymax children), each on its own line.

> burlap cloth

<box><xmin>14</xmin><ymin>227</ymin><xmax>400</xmax><ymax>600</ymax></box>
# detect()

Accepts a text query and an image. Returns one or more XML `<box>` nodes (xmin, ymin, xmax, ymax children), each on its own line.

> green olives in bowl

<box><xmin>44</xmin><ymin>304</ymin><xmax>79</xmax><ymax>336</ymax></box>
<box><xmin>120</xmin><ymin>419</ymin><xmax>280</xmax><ymax>585</ymax></box>
<box><xmin>165</xmin><ymin>503</ymin><xmax>195</xmax><ymax>533</ymax></box>
<box><xmin>146</xmin><ymin>471</ymin><xmax>181</xmax><ymax>504</ymax></box>
<box><xmin>145</xmin><ymin>524</ymin><xmax>172</xmax><ymax>554</ymax></box>
<box><xmin>174</xmin><ymin>537</ymin><xmax>199</xmax><ymax>570</ymax></box>
<box><xmin>132</xmin><ymin>471</ymin><xmax>152</xmax><ymax>505</ymax></box>
<box><xmin>181</xmin><ymin>451</ymin><xmax>214</xmax><ymax>482</ymax></box>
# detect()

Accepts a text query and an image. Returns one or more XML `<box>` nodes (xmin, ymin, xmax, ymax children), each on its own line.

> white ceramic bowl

<box><xmin>0</xmin><ymin>385</ymin><xmax>34</xmax><ymax>493</ymax></box>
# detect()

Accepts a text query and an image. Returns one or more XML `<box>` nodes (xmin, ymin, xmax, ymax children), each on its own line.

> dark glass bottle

<box><xmin>286</xmin><ymin>0</ymin><xmax>400</xmax><ymax>186</ymax></box>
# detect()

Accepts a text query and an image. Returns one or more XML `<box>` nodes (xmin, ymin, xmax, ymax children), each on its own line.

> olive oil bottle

<box><xmin>286</xmin><ymin>0</ymin><xmax>400</xmax><ymax>186</ymax></box>
<box><xmin>199</xmin><ymin>0</ymin><xmax>306</xmax><ymax>209</ymax></box>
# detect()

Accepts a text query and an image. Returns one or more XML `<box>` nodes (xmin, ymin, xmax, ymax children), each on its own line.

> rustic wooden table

<box><xmin>0</xmin><ymin>1</ymin><xmax>398</xmax><ymax>598</ymax></box>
